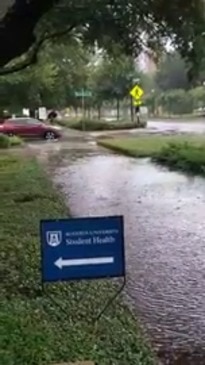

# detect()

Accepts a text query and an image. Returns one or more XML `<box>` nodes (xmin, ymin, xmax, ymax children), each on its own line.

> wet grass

<box><xmin>98</xmin><ymin>135</ymin><xmax>205</xmax><ymax>175</ymax></box>
<box><xmin>1</xmin><ymin>154</ymin><xmax>155</xmax><ymax>365</ymax></box>
<box><xmin>99</xmin><ymin>135</ymin><xmax>205</xmax><ymax>157</ymax></box>
<box><xmin>154</xmin><ymin>142</ymin><xmax>205</xmax><ymax>175</ymax></box>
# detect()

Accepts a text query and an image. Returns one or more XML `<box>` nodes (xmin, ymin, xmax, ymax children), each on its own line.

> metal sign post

<box><xmin>129</xmin><ymin>84</ymin><xmax>145</xmax><ymax>125</ymax></box>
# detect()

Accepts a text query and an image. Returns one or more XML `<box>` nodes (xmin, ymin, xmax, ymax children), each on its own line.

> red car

<box><xmin>0</xmin><ymin>117</ymin><xmax>62</xmax><ymax>140</ymax></box>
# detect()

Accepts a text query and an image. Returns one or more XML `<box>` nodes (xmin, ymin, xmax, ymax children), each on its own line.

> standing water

<box><xmin>53</xmin><ymin>148</ymin><xmax>205</xmax><ymax>365</ymax></box>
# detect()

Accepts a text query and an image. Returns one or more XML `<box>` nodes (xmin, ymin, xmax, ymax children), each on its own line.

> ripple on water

<box><xmin>54</xmin><ymin>153</ymin><xmax>205</xmax><ymax>365</ymax></box>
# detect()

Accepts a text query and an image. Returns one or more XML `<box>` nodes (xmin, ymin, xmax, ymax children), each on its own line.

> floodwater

<box><xmin>52</xmin><ymin>144</ymin><xmax>205</xmax><ymax>365</ymax></box>
<box><xmin>91</xmin><ymin>119</ymin><xmax>205</xmax><ymax>139</ymax></box>
<box><xmin>148</xmin><ymin>119</ymin><xmax>205</xmax><ymax>134</ymax></box>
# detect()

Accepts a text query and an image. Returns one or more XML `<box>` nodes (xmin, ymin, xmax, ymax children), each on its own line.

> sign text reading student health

<box><xmin>40</xmin><ymin>216</ymin><xmax>125</xmax><ymax>282</ymax></box>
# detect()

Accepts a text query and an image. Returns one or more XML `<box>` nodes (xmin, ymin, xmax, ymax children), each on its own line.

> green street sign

<box><xmin>75</xmin><ymin>90</ymin><xmax>92</xmax><ymax>98</ymax></box>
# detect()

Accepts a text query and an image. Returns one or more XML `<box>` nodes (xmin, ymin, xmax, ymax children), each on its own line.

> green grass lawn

<box><xmin>98</xmin><ymin>135</ymin><xmax>205</xmax><ymax>175</ymax></box>
<box><xmin>0</xmin><ymin>154</ymin><xmax>155</xmax><ymax>365</ymax></box>
<box><xmin>98</xmin><ymin>135</ymin><xmax>205</xmax><ymax>157</ymax></box>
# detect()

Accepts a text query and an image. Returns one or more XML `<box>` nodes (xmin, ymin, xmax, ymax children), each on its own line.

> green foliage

<box><xmin>0</xmin><ymin>42</ymin><xmax>146</xmax><ymax>117</ymax></box>
<box><xmin>189</xmin><ymin>87</ymin><xmax>205</xmax><ymax>109</ymax></box>
<box><xmin>27</xmin><ymin>60</ymin><xmax>59</xmax><ymax>108</ymax></box>
<box><xmin>58</xmin><ymin>118</ymin><xmax>146</xmax><ymax>131</ymax></box>
<box><xmin>0</xmin><ymin>134</ymin><xmax>10</xmax><ymax>148</ymax></box>
<box><xmin>0</xmin><ymin>155</ymin><xmax>155</xmax><ymax>365</ymax></box>
<box><xmin>10</xmin><ymin>136</ymin><xmax>23</xmax><ymax>146</ymax></box>
<box><xmin>146</xmin><ymin>49</ymin><xmax>205</xmax><ymax>116</ymax></box>
<box><xmin>0</xmin><ymin>41</ymin><xmax>204</xmax><ymax>118</ymax></box>
<box><xmin>154</xmin><ymin>143</ymin><xmax>205</xmax><ymax>175</ymax></box>
<box><xmin>0</xmin><ymin>41</ymin><xmax>91</xmax><ymax>110</ymax></box>
<box><xmin>0</xmin><ymin>135</ymin><xmax>22</xmax><ymax>148</ymax></box>
<box><xmin>155</xmin><ymin>52</ymin><xmax>189</xmax><ymax>91</ymax></box>
<box><xmin>147</xmin><ymin>86</ymin><xmax>205</xmax><ymax>116</ymax></box>
<box><xmin>98</xmin><ymin>135</ymin><xmax>176</xmax><ymax>157</ymax></box>
<box><xmin>87</xmin><ymin>53</ymin><xmax>144</xmax><ymax>119</ymax></box>
<box><xmin>158</xmin><ymin>89</ymin><xmax>194</xmax><ymax>115</ymax></box>
<box><xmin>90</xmin><ymin>55</ymin><xmax>138</xmax><ymax>101</ymax></box>
<box><xmin>1</xmin><ymin>0</ymin><xmax>204</xmax><ymax>73</ymax></box>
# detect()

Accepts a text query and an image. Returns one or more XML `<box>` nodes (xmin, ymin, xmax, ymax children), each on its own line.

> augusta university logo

<box><xmin>46</xmin><ymin>231</ymin><xmax>62</xmax><ymax>247</ymax></box>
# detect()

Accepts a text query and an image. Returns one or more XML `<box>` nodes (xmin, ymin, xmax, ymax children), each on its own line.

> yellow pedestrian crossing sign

<box><xmin>129</xmin><ymin>85</ymin><xmax>144</xmax><ymax>100</ymax></box>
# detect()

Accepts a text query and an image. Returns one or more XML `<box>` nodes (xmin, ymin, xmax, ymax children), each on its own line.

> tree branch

<box><xmin>0</xmin><ymin>23</ymin><xmax>76</xmax><ymax>75</ymax></box>
<box><xmin>0</xmin><ymin>0</ymin><xmax>63</xmax><ymax>67</ymax></box>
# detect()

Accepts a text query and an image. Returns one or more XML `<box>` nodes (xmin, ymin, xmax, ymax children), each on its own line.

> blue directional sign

<box><xmin>40</xmin><ymin>216</ymin><xmax>125</xmax><ymax>282</ymax></box>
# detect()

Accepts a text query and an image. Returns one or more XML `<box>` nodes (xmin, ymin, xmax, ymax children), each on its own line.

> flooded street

<box><xmin>51</xmin><ymin>142</ymin><xmax>205</xmax><ymax>365</ymax></box>
<box><xmin>148</xmin><ymin>119</ymin><xmax>205</xmax><ymax>134</ymax></box>
<box><xmin>91</xmin><ymin>118</ymin><xmax>205</xmax><ymax>139</ymax></box>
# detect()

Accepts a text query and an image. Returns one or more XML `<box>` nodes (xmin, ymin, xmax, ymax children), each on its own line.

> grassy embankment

<box><xmin>98</xmin><ymin>135</ymin><xmax>205</xmax><ymax>176</ymax></box>
<box><xmin>58</xmin><ymin>117</ymin><xmax>146</xmax><ymax>131</ymax></box>
<box><xmin>1</xmin><ymin>154</ymin><xmax>155</xmax><ymax>365</ymax></box>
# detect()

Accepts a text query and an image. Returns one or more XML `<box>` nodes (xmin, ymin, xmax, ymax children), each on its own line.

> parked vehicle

<box><xmin>0</xmin><ymin>117</ymin><xmax>62</xmax><ymax>139</ymax></box>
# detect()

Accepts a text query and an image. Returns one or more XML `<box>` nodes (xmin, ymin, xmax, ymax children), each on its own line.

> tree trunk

<box><xmin>97</xmin><ymin>105</ymin><xmax>101</xmax><ymax>120</ymax></box>
<box><xmin>88</xmin><ymin>107</ymin><xmax>91</xmax><ymax>119</ymax></box>
<box><xmin>130</xmin><ymin>96</ymin><xmax>134</xmax><ymax>122</ymax></box>
<box><xmin>117</xmin><ymin>98</ymin><xmax>120</xmax><ymax>121</ymax></box>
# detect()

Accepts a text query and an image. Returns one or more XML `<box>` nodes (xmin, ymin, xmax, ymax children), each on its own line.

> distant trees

<box><xmin>0</xmin><ymin>41</ymin><xmax>91</xmax><ymax>112</ymax></box>
<box><xmin>0</xmin><ymin>41</ymin><xmax>144</xmax><ymax>117</ymax></box>
<box><xmin>145</xmin><ymin>49</ymin><xmax>205</xmax><ymax>116</ymax></box>
<box><xmin>0</xmin><ymin>38</ymin><xmax>205</xmax><ymax>118</ymax></box>
<box><xmin>155</xmin><ymin>52</ymin><xmax>189</xmax><ymax>91</ymax></box>
<box><xmin>89</xmin><ymin>54</ymin><xmax>142</xmax><ymax>119</ymax></box>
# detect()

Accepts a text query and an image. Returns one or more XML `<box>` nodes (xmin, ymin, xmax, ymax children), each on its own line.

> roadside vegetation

<box><xmin>0</xmin><ymin>32</ymin><xmax>204</xmax><ymax>122</ymax></box>
<box><xmin>0</xmin><ymin>134</ymin><xmax>22</xmax><ymax>148</ymax></box>
<box><xmin>58</xmin><ymin>118</ymin><xmax>146</xmax><ymax>131</ymax></box>
<box><xmin>98</xmin><ymin>135</ymin><xmax>205</xmax><ymax>175</ymax></box>
<box><xmin>154</xmin><ymin>143</ymin><xmax>205</xmax><ymax>175</ymax></box>
<box><xmin>1</xmin><ymin>154</ymin><xmax>155</xmax><ymax>365</ymax></box>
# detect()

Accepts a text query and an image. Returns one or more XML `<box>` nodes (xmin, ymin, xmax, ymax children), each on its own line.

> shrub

<box><xmin>158</xmin><ymin>89</ymin><xmax>193</xmax><ymax>115</ymax></box>
<box><xmin>153</xmin><ymin>142</ymin><xmax>205</xmax><ymax>175</ymax></box>
<box><xmin>0</xmin><ymin>134</ymin><xmax>10</xmax><ymax>148</ymax></box>
<box><xmin>58</xmin><ymin>118</ymin><xmax>146</xmax><ymax>131</ymax></box>
<box><xmin>0</xmin><ymin>134</ymin><xmax>23</xmax><ymax>149</ymax></box>
<box><xmin>10</xmin><ymin>136</ymin><xmax>23</xmax><ymax>146</ymax></box>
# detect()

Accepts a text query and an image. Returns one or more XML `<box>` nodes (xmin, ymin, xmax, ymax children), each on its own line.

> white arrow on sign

<box><xmin>54</xmin><ymin>257</ymin><xmax>114</xmax><ymax>269</ymax></box>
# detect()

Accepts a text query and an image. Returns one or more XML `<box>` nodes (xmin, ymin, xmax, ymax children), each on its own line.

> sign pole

<box><xmin>129</xmin><ymin>84</ymin><xmax>144</xmax><ymax>126</ymax></box>
<box><xmin>95</xmin><ymin>276</ymin><xmax>126</xmax><ymax>323</ymax></box>
<box><xmin>130</xmin><ymin>95</ymin><xmax>134</xmax><ymax>122</ymax></box>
